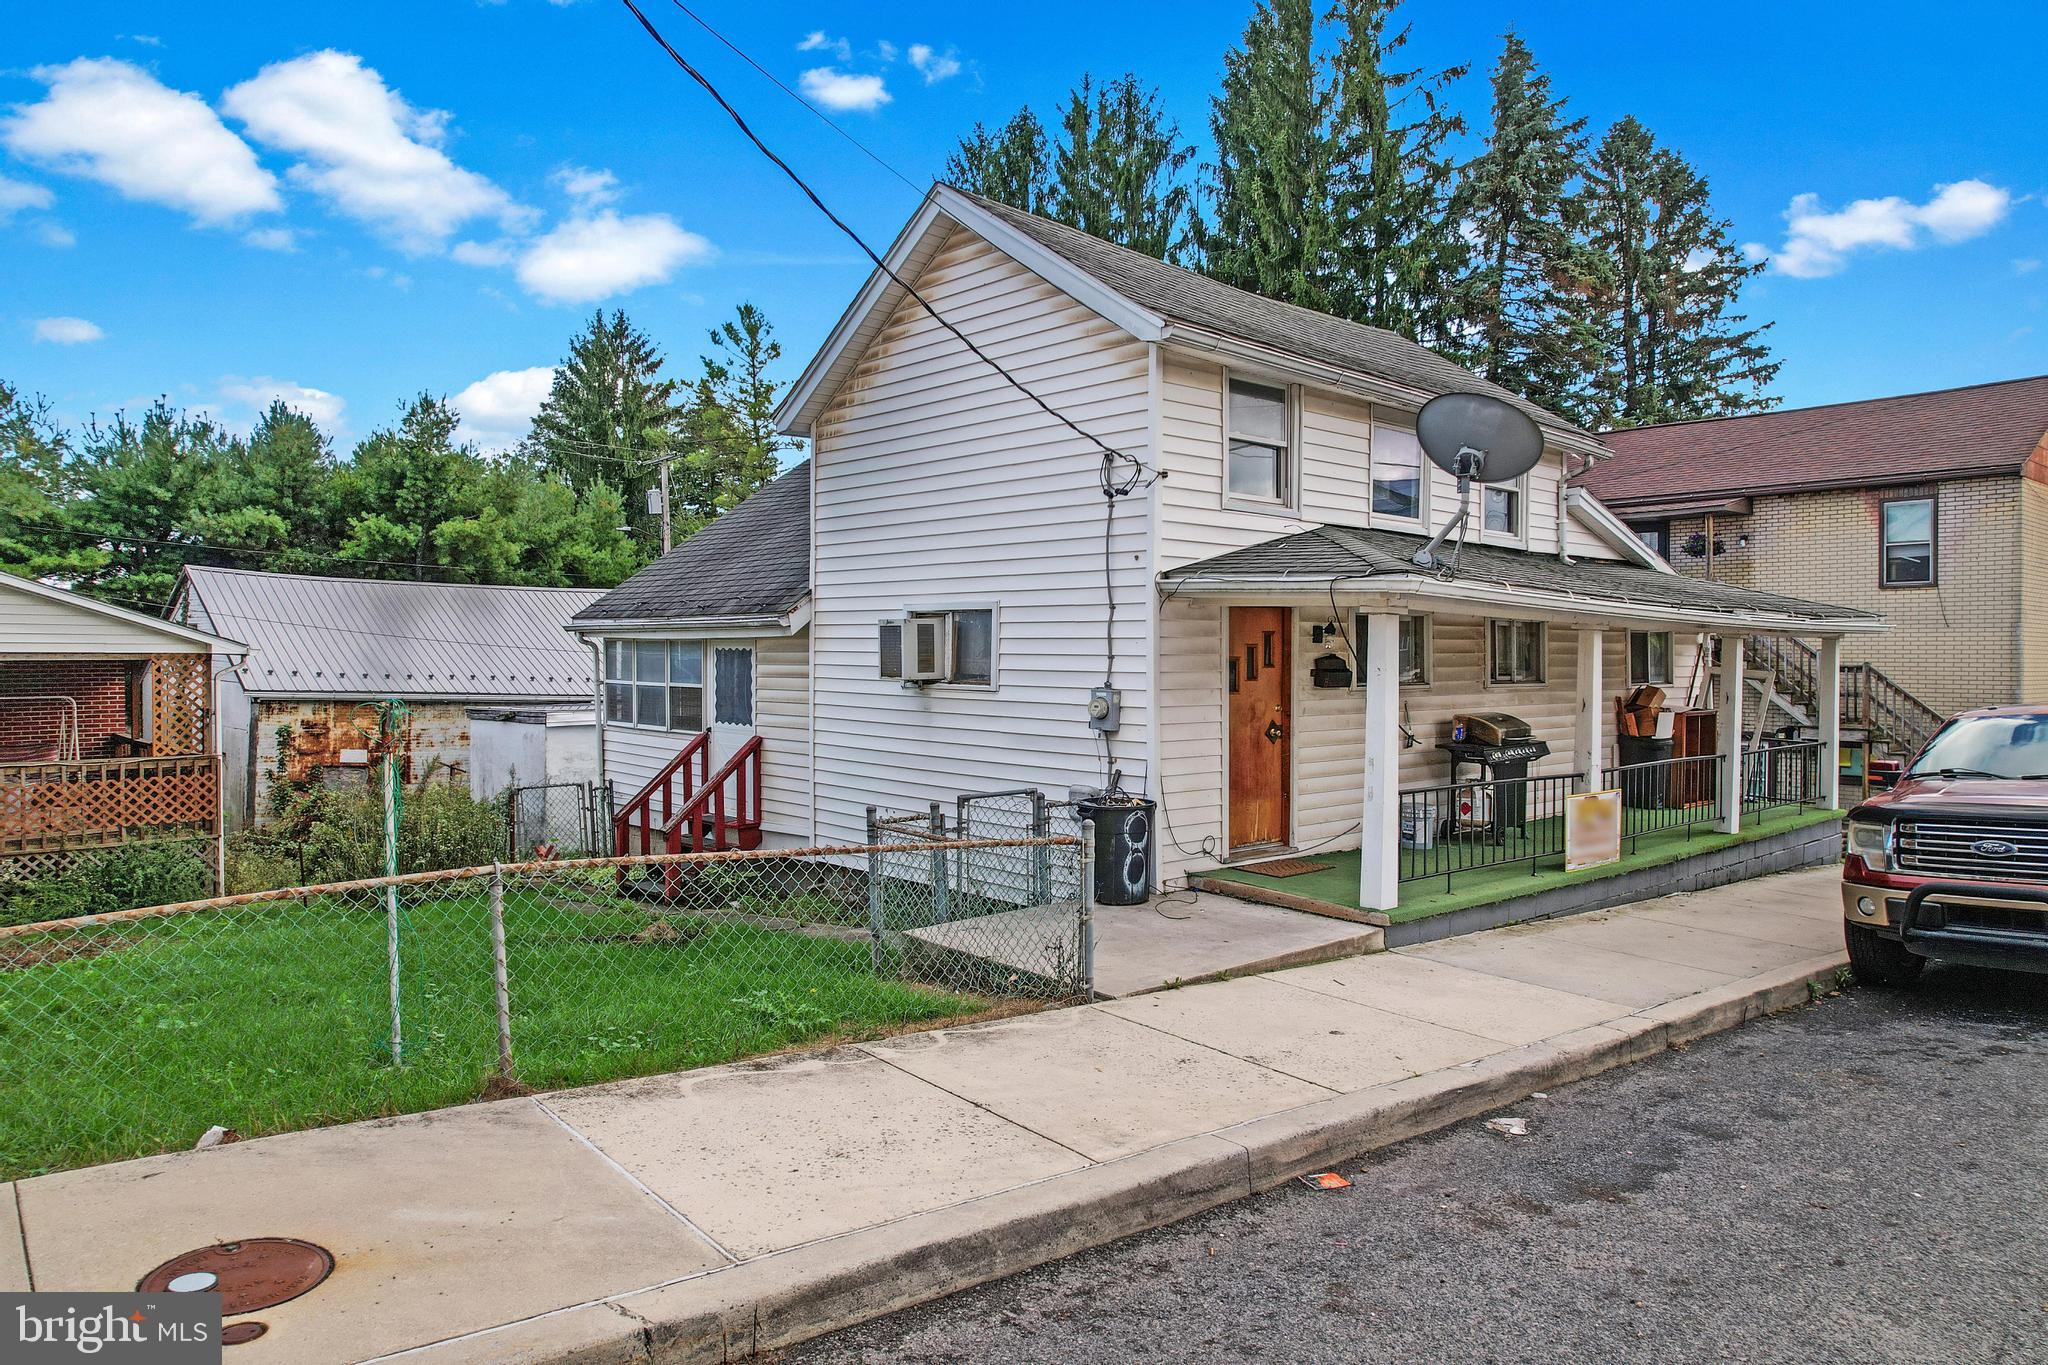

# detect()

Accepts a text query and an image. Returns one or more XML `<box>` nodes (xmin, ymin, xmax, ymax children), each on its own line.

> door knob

<box><xmin>1265</xmin><ymin>720</ymin><xmax>1284</xmax><ymax>743</ymax></box>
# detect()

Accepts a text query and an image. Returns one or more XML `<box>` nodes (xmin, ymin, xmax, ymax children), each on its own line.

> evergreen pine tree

<box><xmin>675</xmin><ymin>303</ymin><xmax>790</xmax><ymax>529</ymax></box>
<box><xmin>1198</xmin><ymin>0</ymin><xmax>1335</xmax><ymax>310</ymax></box>
<box><xmin>943</xmin><ymin>109</ymin><xmax>1051</xmax><ymax>212</ymax></box>
<box><xmin>1581</xmin><ymin>117</ymin><xmax>1778</xmax><ymax>427</ymax></box>
<box><xmin>1045</xmin><ymin>74</ymin><xmax>1197</xmax><ymax>261</ymax></box>
<box><xmin>1323</xmin><ymin>0</ymin><xmax>1469</xmax><ymax>345</ymax></box>
<box><xmin>1450</xmin><ymin>33</ymin><xmax>1605</xmax><ymax>418</ymax></box>
<box><xmin>524</xmin><ymin>310</ymin><xmax>685</xmax><ymax>552</ymax></box>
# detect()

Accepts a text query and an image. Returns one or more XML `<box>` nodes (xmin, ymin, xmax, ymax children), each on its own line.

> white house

<box><xmin>568</xmin><ymin>185</ymin><xmax>1880</xmax><ymax>915</ymax></box>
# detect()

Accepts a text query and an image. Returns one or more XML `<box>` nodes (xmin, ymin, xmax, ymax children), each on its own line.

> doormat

<box><xmin>1242</xmin><ymin>858</ymin><xmax>1333</xmax><ymax>879</ymax></box>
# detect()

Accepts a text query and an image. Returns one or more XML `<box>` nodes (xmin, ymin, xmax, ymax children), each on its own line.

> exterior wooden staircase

<box><xmin>614</xmin><ymin>732</ymin><xmax>765</xmax><ymax>893</ymax></box>
<box><xmin>1744</xmin><ymin>635</ymin><xmax>1946</xmax><ymax>759</ymax></box>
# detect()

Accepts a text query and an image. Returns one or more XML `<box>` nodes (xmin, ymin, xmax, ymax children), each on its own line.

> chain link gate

<box><xmin>502</xmin><ymin>781</ymin><xmax>612</xmax><ymax>860</ymax></box>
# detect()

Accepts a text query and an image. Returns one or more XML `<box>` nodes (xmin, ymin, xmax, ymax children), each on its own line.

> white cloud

<box><xmin>513</xmin><ymin>210</ymin><xmax>712</xmax><ymax>305</ymax></box>
<box><xmin>800</xmin><ymin>68</ymin><xmax>890</xmax><ymax>112</ymax></box>
<box><xmin>451</xmin><ymin>238</ymin><xmax>517</xmax><ymax>267</ymax></box>
<box><xmin>2</xmin><ymin>58</ymin><xmax>281</xmax><ymax>226</ymax></box>
<box><xmin>0</xmin><ymin>173</ymin><xmax>54</xmax><ymax>220</ymax></box>
<box><xmin>452</xmin><ymin>365</ymin><xmax>555</xmax><ymax>450</ymax></box>
<box><xmin>35</xmin><ymin>222</ymin><xmax>75</xmax><ymax>248</ymax></box>
<box><xmin>553</xmin><ymin>165</ymin><xmax>618</xmax><ymax>206</ymax></box>
<box><xmin>120</xmin><ymin>34</ymin><xmax>163</xmax><ymax>47</ymax></box>
<box><xmin>797</xmin><ymin>31</ymin><xmax>852</xmax><ymax>61</ymax></box>
<box><xmin>222</xmin><ymin>50</ymin><xmax>522</xmax><ymax>251</ymax></box>
<box><xmin>243</xmin><ymin>226</ymin><xmax>297</xmax><ymax>251</ymax></box>
<box><xmin>2016</xmin><ymin>258</ymin><xmax>2043</xmax><ymax>276</ymax></box>
<box><xmin>875</xmin><ymin>40</ymin><xmax>898</xmax><ymax>63</ymax></box>
<box><xmin>218</xmin><ymin>375</ymin><xmax>346</xmax><ymax>428</ymax></box>
<box><xmin>1759</xmin><ymin>178</ymin><xmax>2013</xmax><ymax>279</ymax></box>
<box><xmin>908</xmin><ymin>44</ymin><xmax>962</xmax><ymax>84</ymax></box>
<box><xmin>33</xmin><ymin>316</ymin><xmax>103</xmax><ymax>345</ymax></box>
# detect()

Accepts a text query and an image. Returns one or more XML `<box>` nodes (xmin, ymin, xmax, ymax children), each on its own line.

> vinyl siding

<box><xmin>810</xmin><ymin>224</ymin><xmax>1152</xmax><ymax>843</ymax></box>
<box><xmin>1155</xmin><ymin>353</ymin><xmax>1617</xmax><ymax>573</ymax></box>
<box><xmin>600</xmin><ymin>629</ymin><xmax>813</xmax><ymax>844</ymax></box>
<box><xmin>1154</xmin><ymin>607</ymin><xmax>1703</xmax><ymax>885</ymax></box>
<box><xmin>0</xmin><ymin>584</ymin><xmax>210</xmax><ymax>655</ymax></box>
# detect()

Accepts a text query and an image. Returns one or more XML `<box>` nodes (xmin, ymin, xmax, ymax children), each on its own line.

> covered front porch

<box><xmin>1156</xmin><ymin>522</ymin><xmax>1883</xmax><ymax>934</ymax></box>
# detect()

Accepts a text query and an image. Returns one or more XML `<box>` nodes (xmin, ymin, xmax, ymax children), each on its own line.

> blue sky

<box><xmin>4</xmin><ymin>0</ymin><xmax>2043</xmax><ymax>451</ymax></box>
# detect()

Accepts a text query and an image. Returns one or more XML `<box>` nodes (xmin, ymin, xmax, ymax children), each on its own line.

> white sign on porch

<box><xmin>1565</xmin><ymin>789</ymin><xmax>1624</xmax><ymax>872</ymax></box>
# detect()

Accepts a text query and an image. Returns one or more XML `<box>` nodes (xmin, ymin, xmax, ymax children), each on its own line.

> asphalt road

<box><xmin>790</xmin><ymin>963</ymin><xmax>2048</xmax><ymax>1365</ymax></box>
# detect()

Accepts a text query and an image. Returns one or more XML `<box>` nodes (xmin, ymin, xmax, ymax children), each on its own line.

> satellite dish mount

<box><xmin>1408</xmin><ymin>393</ymin><xmax>1545</xmax><ymax>576</ymax></box>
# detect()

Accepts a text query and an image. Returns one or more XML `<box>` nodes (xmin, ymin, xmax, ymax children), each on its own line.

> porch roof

<box><xmin>1161</xmin><ymin>523</ymin><xmax>1883</xmax><ymax>634</ymax></box>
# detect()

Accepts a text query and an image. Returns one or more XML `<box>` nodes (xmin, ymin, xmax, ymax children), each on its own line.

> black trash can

<box><xmin>1078</xmin><ymin>796</ymin><xmax>1156</xmax><ymax>906</ymax></box>
<box><xmin>1617</xmin><ymin>735</ymin><xmax>1673</xmax><ymax>809</ymax></box>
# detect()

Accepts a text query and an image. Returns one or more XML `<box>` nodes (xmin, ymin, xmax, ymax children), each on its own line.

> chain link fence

<box><xmin>0</xmin><ymin>834</ymin><xmax>1087</xmax><ymax>1180</ymax></box>
<box><xmin>502</xmin><ymin>780</ymin><xmax>612</xmax><ymax>861</ymax></box>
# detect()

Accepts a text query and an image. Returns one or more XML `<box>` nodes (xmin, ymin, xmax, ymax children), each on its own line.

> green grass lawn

<box><xmin>1203</xmin><ymin>805</ymin><xmax>1843</xmax><ymax>925</ymax></box>
<box><xmin>0</xmin><ymin>892</ymin><xmax>987</xmax><ymax>1179</ymax></box>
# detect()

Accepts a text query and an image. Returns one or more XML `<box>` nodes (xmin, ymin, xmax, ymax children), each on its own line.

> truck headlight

<box><xmin>1845</xmin><ymin>820</ymin><xmax>1891</xmax><ymax>872</ymax></box>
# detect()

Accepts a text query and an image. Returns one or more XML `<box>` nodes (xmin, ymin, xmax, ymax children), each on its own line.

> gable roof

<box><xmin>176</xmin><ymin>567</ymin><xmax>600</xmax><ymax>700</ymax></box>
<box><xmin>1583</xmin><ymin>374</ymin><xmax>2048</xmax><ymax>511</ymax></box>
<box><xmin>776</xmin><ymin>185</ymin><xmax>1598</xmax><ymax>452</ymax></box>
<box><xmin>1163</xmin><ymin>523</ymin><xmax>1882</xmax><ymax>632</ymax></box>
<box><xmin>571</xmin><ymin>461</ymin><xmax>810</xmax><ymax>626</ymax></box>
<box><xmin>1</xmin><ymin>570</ymin><xmax>240</xmax><ymax>654</ymax></box>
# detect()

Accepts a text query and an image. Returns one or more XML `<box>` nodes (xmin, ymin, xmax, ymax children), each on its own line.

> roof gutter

<box><xmin>564</xmin><ymin>601</ymin><xmax>810</xmax><ymax>638</ymax></box>
<box><xmin>1160</xmin><ymin>570</ymin><xmax>1885</xmax><ymax>636</ymax></box>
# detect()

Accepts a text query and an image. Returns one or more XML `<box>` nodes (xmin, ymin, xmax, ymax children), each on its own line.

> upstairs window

<box><xmin>1630</xmin><ymin>520</ymin><xmax>1672</xmax><ymax>559</ymax></box>
<box><xmin>1488</xmin><ymin>619</ymin><xmax>1546</xmax><ymax>684</ymax></box>
<box><xmin>1483</xmin><ymin>483</ymin><xmax>1523</xmax><ymax>537</ymax></box>
<box><xmin>1226</xmin><ymin>378</ymin><xmax>1290</xmax><ymax>505</ymax></box>
<box><xmin>1881</xmin><ymin>497</ymin><xmax>1935</xmax><ymax>586</ymax></box>
<box><xmin>1629</xmin><ymin>630</ymin><xmax>1673</xmax><ymax>686</ymax></box>
<box><xmin>1371</xmin><ymin>423</ymin><xmax>1424</xmax><ymax>521</ymax></box>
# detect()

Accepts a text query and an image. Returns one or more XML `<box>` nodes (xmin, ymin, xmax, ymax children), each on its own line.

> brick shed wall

<box><xmin>0</xmin><ymin>660</ymin><xmax>136</xmax><ymax>760</ymax></box>
<box><xmin>1652</xmin><ymin>475</ymin><xmax>2020</xmax><ymax>716</ymax></box>
<box><xmin>251</xmin><ymin>699</ymin><xmax>475</xmax><ymax>824</ymax></box>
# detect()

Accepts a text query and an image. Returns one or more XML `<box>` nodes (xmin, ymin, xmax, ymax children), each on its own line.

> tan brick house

<box><xmin>1583</xmin><ymin>375</ymin><xmax>2048</xmax><ymax>739</ymax></box>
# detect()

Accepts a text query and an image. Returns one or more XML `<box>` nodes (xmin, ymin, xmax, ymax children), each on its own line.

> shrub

<box><xmin>289</xmin><ymin>782</ymin><xmax>507</xmax><ymax>885</ymax></box>
<box><xmin>0</xmin><ymin>841</ymin><xmax>214</xmax><ymax>928</ymax></box>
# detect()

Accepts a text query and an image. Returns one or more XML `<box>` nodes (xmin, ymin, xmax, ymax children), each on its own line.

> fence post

<box><xmin>1030</xmin><ymin>789</ymin><xmax>1050</xmax><ymax>906</ymax></box>
<box><xmin>865</xmin><ymin>805</ymin><xmax>885</xmax><ymax>973</ymax></box>
<box><xmin>1078</xmin><ymin>817</ymin><xmax>1096</xmax><ymax>1002</ymax></box>
<box><xmin>489</xmin><ymin>861</ymin><xmax>514</xmax><ymax>1082</ymax></box>
<box><xmin>929</xmin><ymin>801</ymin><xmax>950</xmax><ymax>924</ymax></box>
<box><xmin>503</xmin><ymin>785</ymin><xmax>518</xmax><ymax>858</ymax></box>
<box><xmin>379</xmin><ymin>701</ymin><xmax>404</xmax><ymax>1067</ymax></box>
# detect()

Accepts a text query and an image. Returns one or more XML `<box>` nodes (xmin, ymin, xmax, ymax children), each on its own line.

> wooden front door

<box><xmin>1228</xmin><ymin>606</ymin><xmax>1291</xmax><ymax>851</ymax></box>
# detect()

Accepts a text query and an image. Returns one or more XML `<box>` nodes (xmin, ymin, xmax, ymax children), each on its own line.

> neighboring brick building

<box><xmin>1583</xmin><ymin>375</ymin><xmax>2048</xmax><ymax>720</ymax></box>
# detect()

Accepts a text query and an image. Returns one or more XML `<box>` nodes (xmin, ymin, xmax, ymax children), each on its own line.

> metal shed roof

<box><xmin>176</xmin><ymin>567</ymin><xmax>601</xmax><ymax>700</ymax></box>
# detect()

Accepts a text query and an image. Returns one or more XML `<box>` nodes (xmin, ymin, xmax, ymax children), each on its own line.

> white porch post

<box><xmin>1575</xmin><ymin>627</ymin><xmax>1605</xmax><ymax>789</ymax></box>
<box><xmin>1817</xmin><ymin>635</ymin><xmax>1843</xmax><ymax>809</ymax></box>
<box><xmin>1716</xmin><ymin>634</ymin><xmax>1745</xmax><ymax>834</ymax></box>
<box><xmin>1359</xmin><ymin>612</ymin><xmax>1401</xmax><ymax>913</ymax></box>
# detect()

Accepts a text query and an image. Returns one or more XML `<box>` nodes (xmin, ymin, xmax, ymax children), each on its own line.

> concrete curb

<box><xmin>397</xmin><ymin>950</ymin><xmax>1849</xmax><ymax>1365</ymax></box>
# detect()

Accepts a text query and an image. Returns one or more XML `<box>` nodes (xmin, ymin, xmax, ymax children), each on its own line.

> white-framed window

<box><xmin>1225</xmin><ymin>375</ymin><xmax>1291</xmax><ymax>506</ymax></box>
<box><xmin>1370</xmin><ymin>421</ymin><xmax>1425</xmax><ymax>522</ymax></box>
<box><xmin>1488</xmin><ymin>619</ymin><xmax>1546</xmax><ymax>684</ymax></box>
<box><xmin>602</xmin><ymin>639</ymin><xmax>704</xmax><ymax>731</ymax></box>
<box><xmin>1880</xmin><ymin>497</ymin><xmax>1935</xmax><ymax>587</ymax></box>
<box><xmin>878</xmin><ymin>607</ymin><xmax>998</xmax><ymax>687</ymax></box>
<box><xmin>1353</xmin><ymin>612</ymin><xmax>1431</xmax><ymax>685</ymax></box>
<box><xmin>1629</xmin><ymin>630</ymin><xmax>1673</xmax><ymax>686</ymax></box>
<box><xmin>1482</xmin><ymin>481</ymin><xmax>1524</xmax><ymax>539</ymax></box>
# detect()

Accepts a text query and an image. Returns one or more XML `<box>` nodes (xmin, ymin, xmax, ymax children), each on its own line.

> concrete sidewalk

<box><xmin>6</xmin><ymin>866</ymin><xmax>1849</xmax><ymax>1365</ymax></box>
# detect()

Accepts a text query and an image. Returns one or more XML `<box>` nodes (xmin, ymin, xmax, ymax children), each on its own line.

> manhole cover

<box><xmin>138</xmin><ymin>1238</ymin><xmax>334</xmax><ymax>1315</ymax></box>
<box><xmin>221</xmin><ymin>1322</ymin><xmax>268</xmax><ymax>1346</ymax></box>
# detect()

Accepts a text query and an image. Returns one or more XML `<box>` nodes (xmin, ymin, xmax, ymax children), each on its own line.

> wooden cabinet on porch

<box><xmin>1669</xmin><ymin>709</ymin><xmax>1718</xmax><ymax>809</ymax></box>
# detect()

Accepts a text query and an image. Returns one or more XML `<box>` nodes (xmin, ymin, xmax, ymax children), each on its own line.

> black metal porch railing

<box><xmin>1598</xmin><ymin>751</ymin><xmax>1728</xmax><ymax>853</ymax></box>
<box><xmin>1397</xmin><ymin>771</ymin><xmax>1584</xmax><ymax>889</ymax></box>
<box><xmin>1743</xmin><ymin>739</ymin><xmax>1826</xmax><ymax>816</ymax></box>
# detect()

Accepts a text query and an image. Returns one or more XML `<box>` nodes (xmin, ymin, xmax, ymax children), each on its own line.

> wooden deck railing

<box><xmin>0</xmin><ymin>754</ymin><xmax>220</xmax><ymax>856</ymax></box>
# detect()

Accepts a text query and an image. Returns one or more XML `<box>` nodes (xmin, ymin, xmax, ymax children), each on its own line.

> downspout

<box><xmin>583</xmin><ymin>634</ymin><xmax>609</xmax><ymax>841</ymax></box>
<box><xmin>1558</xmin><ymin>452</ymin><xmax>1590</xmax><ymax>566</ymax></box>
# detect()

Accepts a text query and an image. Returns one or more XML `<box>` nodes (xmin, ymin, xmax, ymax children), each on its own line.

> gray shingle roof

<box><xmin>572</xmin><ymin>461</ymin><xmax>810</xmax><ymax>624</ymax></box>
<box><xmin>1163</xmin><ymin>524</ymin><xmax>1879</xmax><ymax>624</ymax></box>
<box><xmin>960</xmin><ymin>191</ymin><xmax>1589</xmax><ymax>440</ymax></box>
<box><xmin>178</xmin><ymin>567</ymin><xmax>602</xmax><ymax>699</ymax></box>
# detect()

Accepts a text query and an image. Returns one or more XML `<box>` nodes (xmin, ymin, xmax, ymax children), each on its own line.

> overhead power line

<box><xmin>615</xmin><ymin>0</ymin><xmax>1157</xmax><ymax>491</ymax></box>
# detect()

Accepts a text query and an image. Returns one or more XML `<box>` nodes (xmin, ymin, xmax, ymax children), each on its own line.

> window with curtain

<box><xmin>1880</xmin><ymin>498</ymin><xmax>1935</xmax><ymax>586</ymax></box>
<box><xmin>1488</xmin><ymin>619</ymin><xmax>1546</xmax><ymax>684</ymax></box>
<box><xmin>1483</xmin><ymin>483</ymin><xmax>1522</xmax><ymax>536</ymax></box>
<box><xmin>712</xmin><ymin>647</ymin><xmax>751</xmax><ymax>726</ymax></box>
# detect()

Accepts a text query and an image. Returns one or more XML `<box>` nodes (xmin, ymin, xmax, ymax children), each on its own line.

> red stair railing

<box><xmin>612</xmin><ymin>730</ymin><xmax>710</xmax><ymax>858</ymax></box>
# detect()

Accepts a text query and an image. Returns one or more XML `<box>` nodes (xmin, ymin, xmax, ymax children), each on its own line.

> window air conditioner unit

<box><xmin>880</xmin><ymin>614</ymin><xmax>952</xmax><ymax>684</ymax></box>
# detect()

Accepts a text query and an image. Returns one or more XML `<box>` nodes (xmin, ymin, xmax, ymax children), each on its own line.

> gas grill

<box><xmin>1438</xmin><ymin>713</ymin><xmax>1551</xmax><ymax>833</ymax></box>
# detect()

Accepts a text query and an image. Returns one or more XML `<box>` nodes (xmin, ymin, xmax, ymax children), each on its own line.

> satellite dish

<box><xmin>1408</xmin><ymin>392</ymin><xmax>1545</xmax><ymax>573</ymax></box>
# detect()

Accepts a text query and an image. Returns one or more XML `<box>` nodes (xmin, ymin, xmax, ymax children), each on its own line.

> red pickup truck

<box><xmin>1842</xmin><ymin>705</ymin><xmax>2048</xmax><ymax>984</ymax></box>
